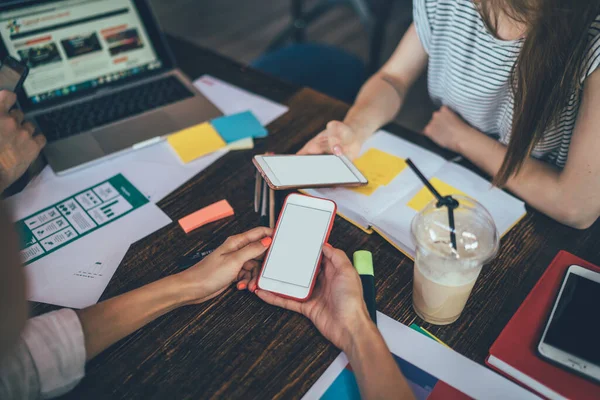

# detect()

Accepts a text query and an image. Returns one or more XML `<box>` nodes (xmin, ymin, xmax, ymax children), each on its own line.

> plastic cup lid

<box><xmin>411</xmin><ymin>195</ymin><xmax>500</xmax><ymax>261</ymax></box>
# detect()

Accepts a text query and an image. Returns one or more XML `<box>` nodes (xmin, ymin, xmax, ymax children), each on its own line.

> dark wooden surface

<box><xmin>28</xmin><ymin>35</ymin><xmax>600</xmax><ymax>399</ymax></box>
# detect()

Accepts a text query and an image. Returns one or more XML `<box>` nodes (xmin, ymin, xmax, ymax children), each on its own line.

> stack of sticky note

<box><xmin>167</xmin><ymin>111</ymin><xmax>267</xmax><ymax>163</ymax></box>
<box><xmin>179</xmin><ymin>199</ymin><xmax>235</xmax><ymax>233</ymax></box>
<box><xmin>350</xmin><ymin>148</ymin><xmax>407</xmax><ymax>196</ymax></box>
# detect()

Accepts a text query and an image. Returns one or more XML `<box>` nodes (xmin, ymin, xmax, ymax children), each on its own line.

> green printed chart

<box><xmin>16</xmin><ymin>174</ymin><xmax>148</xmax><ymax>265</ymax></box>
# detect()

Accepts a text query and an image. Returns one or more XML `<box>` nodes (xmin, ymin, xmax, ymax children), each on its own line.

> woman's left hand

<box><xmin>423</xmin><ymin>106</ymin><xmax>477</xmax><ymax>153</ymax></box>
<box><xmin>177</xmin><ymin>226</ymin><xmax>272</xmax><ymax>305</ymax></box>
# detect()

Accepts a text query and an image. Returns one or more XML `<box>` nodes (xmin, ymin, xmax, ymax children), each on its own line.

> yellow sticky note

<box><xmin>351</xmin><ymin>183</ymin><xmax>381</xmax><ymax>196</ymax></box>
<box><xmin>407</xmin><ymin>178</ymin><xmax>467</xmax><ymax>212</ymax></box>
<box><xmin>350</xmin><ymin>149</ymin><xmax>407</xmax><ymax>196</ymax></box>
<box><xmin>167</xmin><ymin>122</ymin><xmax>227</xmax><ymax>163</ymax></box>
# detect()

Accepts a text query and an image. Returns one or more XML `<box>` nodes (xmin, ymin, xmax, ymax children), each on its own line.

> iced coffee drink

<box><xmin>411</xmin><ymin>195</ymin><xmax>499</xmax><ymax>325</ymax></box>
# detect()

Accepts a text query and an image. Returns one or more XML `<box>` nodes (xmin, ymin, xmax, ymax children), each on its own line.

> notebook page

<box><xmin>307</xmin><ymin>130</ymin><xmax>447</xmax><ymax>228</ymax></box>
<box><xmin>372</xmin><ymin>162</ymin><xmax>527</xmax><ymax>257</ymax></box>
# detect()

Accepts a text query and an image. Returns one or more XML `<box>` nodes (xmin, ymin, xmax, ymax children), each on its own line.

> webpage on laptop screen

<box><xmin>0</xmin><ymin>0</ymin><xmax>162</xmax><ymax>104</ymax></box>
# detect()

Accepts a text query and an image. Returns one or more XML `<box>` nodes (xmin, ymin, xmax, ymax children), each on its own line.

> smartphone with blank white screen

<box><xmin>257</xmin><ymin>193</ymin><xmax>336</xmax><ymax>301</ymax></box>
<box><xmin>253</xmin><ymin>154</ymin><xmax>368</xmax><ymax>190</ymax></box>
<box><xmin>537</xmin><ymin>265</ymin><xmax>600</xmax><ymax>383</ymax></box>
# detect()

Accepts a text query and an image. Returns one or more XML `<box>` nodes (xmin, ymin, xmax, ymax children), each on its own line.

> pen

<box><xmin>254</xmin><ymin>170</ymin><xmax>261</xmax><ymax>213</ymax></box>
<box><xmin>177</xmin><ymin>248</ymin><xmax>215</xmax><ymax>271</ymax></box>
<box><xmin>353</xmin><ymin>250</ymin><xmax>377</xmax><ymax>325</ymax></box>
<box><xmin>259</xmin><ymin>178</ymin><xmax>269</xmax><ymax>227</ymax></box>
<box><xmin>269</xmin><ymin>187</ymin><xmax>275</xmax><ymax>228</ymax></box>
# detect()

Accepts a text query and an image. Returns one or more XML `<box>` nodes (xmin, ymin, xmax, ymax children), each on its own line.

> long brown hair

<box><xmin>476</xmin><ymin>0</ymin><xmax>600</xmax><ymax>186</ymax></box>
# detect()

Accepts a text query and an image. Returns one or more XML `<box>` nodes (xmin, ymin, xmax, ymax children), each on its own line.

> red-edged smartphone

<box><xmin>257</xmin><ymin>193</ymin><xmax>336</xmax><ymax>301</ymax></box>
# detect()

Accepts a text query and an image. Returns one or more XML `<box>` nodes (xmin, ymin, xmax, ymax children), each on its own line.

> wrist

<box><xmin>455</xmin><ymin>126</ymin><xmax>479</xmax><ymax>155</ymax></box>
<box><xmin>344</xmin><ymin>112</ymin><xmax>376</xmax><ymax>143</ymax></box>
<box><xmin>168</xmin><ymin>273</ymin><xmax>204</xmax><ymax>307</ymax></box>
<box><xmin>339</xmin><ymin>310</ymin><xmax>378</xmax><ymax>353</ymax></box>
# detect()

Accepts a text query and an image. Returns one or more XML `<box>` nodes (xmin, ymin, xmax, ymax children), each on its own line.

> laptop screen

<box><xmin>0</xmin><ymin>0</ymin><xmax>163</xmax><ymax>105</ymax></box>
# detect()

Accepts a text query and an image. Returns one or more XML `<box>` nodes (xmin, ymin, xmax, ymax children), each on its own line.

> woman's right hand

<box><xmin>298</xmin><ymin>121</ymin><xmax>364</xmax><ymax>159</ymax></box>
<box><xmin>255</xmin><ymin>245</ymin><xmax>373</xmax><ymax>352</ymax></box>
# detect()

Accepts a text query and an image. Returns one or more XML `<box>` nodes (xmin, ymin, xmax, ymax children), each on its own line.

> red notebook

<box><xmin>486</xmin><ymin>251</ymin><xmax>600</xmax><ymax>399</ymax></box>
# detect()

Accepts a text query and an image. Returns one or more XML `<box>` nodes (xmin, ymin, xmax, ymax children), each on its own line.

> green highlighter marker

<box><xmin>353</xmin><ymin>250</ymin><xmax>377</xmax><ymax>325</ymax></box>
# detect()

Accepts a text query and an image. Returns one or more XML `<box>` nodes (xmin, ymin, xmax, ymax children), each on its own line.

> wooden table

<box><xmin>32</xmin><ymin>35</ymin><xmax>600</xmax><ymax>399</ymax></box>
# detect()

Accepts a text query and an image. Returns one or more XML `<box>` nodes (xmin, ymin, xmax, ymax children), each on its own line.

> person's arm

<box><xmin>255</xmin><ymin>246</ymin><xmax>414</xmax><ymax>399</ymax></box>
<box><xmin>298</xmin><ymin>24</ymin><xmax>428</xmax><ymax>158</ymax></box>
<box><xmin>77</xmin><ymin>226</ymin><xmax>272</xmax><ymax>359</ymax></box>
<box><xmin>0</xmin><ymin>226</ymin><xmax>271</xmax><ymax>399</ymax></box>
<box><xmin>423</xmin><ymin>69</ymin><xmax>600</xmax><ymax>229</ymax></box>
<box><xmin>76</xmin><ymin>274</ymin><xmax>189</xmax><ymax>360</ymax></box>
<box><xmin>344</xmin><ymin>314</ymin><xmax>413</xmax><ymax>399</ymax></box>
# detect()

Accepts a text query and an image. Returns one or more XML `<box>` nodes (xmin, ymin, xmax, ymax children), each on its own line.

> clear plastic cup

<box><xmin>410</xmin><ymin>195</ymin><xmax>499</xmax><ymax>325</ymax></box>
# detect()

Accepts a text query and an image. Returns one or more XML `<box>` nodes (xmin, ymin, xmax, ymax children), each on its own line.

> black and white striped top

<box><xmin>413</xmin><ymin>0</ymin><xmax>600</xmax><ymax>167</ymax></box>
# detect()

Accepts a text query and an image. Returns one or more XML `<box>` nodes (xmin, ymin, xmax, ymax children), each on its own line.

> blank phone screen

<box><xmin>544</xmin><ymin>273</ymin><xmax>600</xmax><ymax>364</ymax></box>
<box><xmin>262</xmin><ymin>203</ymin><xmax>332</xmax><ymax>287</ymax></box>
<box><xmin>263</xmin><ymin>155</ymin><xmax>360</xmax><ymax>186</ymax></box>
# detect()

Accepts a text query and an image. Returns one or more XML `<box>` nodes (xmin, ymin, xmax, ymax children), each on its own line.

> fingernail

<box><xmin>261</xmin><ymin>237</ymin><xmax>272</xmax><ymax>247</ymax></box>
<box><xmin>237</xmin><ymin>282</ymin><xmax>247</xmax><ymax>290</ymax></box>
<box><xmin>250</xmin><ymin>283</ymin><xmax>257</xmax><ymax>292</ymax></box>
<box><xmin>333</xmin><ymin>145</ymin><xmax>342</xmax><ymax>156</ymax></box>
<box><xmin>324</xmin><ymin>243</ymin><xmax>333</xmax><ymax>248</ymax></box>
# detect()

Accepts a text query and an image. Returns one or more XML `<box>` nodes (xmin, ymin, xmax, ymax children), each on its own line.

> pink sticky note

<box><xmin>178</xmin><ymin>200</ymin><xmax>234</xmax><ymax>233</ymax></box>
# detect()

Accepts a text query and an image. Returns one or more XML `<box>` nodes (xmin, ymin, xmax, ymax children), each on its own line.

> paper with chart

<box><xmin>302</xmin><ymin>312</ymin><xmax>537</xmax><ymax>400</ymax></box>
<box><xmin>7</xmin><ymin>173</ymin><xmax>171</xmax><ymax>309</ymax></box>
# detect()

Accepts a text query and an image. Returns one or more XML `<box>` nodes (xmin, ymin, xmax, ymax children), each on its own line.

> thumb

<box><xmin>228</xmin><ymin>237</ymin><xmax>272</xmax><ymax>266</ymax></box>
<box><xmin>321</xmin><ymin>245</ymin><xmax>349</xmax><ymax>270</ymax></box>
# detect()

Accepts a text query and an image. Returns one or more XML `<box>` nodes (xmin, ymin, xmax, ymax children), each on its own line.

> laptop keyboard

<box><xmin>37</xmin><ymin>76</ymin><xmax>195</xmax><ymax>142</ymax></box>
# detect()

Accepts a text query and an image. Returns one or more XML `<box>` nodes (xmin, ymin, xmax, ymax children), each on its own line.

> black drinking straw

<box><xmin>406</xmin><ymin>159</ymin><xmax>458</xmax><ymax>251</ymax></box>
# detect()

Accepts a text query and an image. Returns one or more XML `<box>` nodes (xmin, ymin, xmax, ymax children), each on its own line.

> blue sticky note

<box><xmin>211</xmin><ymin>111</ymin><xmax>268</xmax><ymax>143</ymax></box>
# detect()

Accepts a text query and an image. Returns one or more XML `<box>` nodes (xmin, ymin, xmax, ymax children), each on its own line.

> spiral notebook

<box><xmin>304</xmin><ymin>131</ymin><xmax>527</xmax><ymax>259</ymax></box>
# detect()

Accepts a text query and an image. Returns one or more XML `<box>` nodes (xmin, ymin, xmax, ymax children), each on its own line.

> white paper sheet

<box><xmin>28</xmin><ymin>246</ymin><xmax>131</xmax><ymax>309</ymax></box>
<box><xmin>303</xmin><ymin>312</ymin><xmax>539</xmax><ymax>400</ymax></box>
<box><xmin>6</xmin><ymin>173</ymin><xmax>172</xmax><ymax>309</ymax></box>
<box><xmin>13</xmin><ymin>75</ymin><xmax>289</xmax><ymax>308</ymax></box>
<box><xmin>194</xmin><ymin>75</ymin><xmax>289</xmax><ymax>126</ymax></box>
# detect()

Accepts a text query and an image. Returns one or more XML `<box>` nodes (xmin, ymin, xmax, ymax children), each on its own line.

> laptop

<box><xmin>0</xmin><ymin>0</ymin><xmax>223</xmax><ymax>174</ymax></box>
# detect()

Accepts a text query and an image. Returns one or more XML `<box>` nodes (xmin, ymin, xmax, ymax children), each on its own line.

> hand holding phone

<box><xmin>257</xmin><ymin>194</ymin><xmax>336</xmax><ymax>300</ymax></box>
<box><xmin>256</xmin><ymin>244</ymin><xmax>372</xmax><ymax>351</ymax></box>
<box><xmin>253</xmin><ymin>154</ymin><xmax>368</xmax><ymax>190</ymax></box>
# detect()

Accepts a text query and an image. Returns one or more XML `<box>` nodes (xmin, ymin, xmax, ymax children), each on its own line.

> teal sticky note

<box><xmin>211</xmin><ymin>111</ymin><xmax>268</xmax><ymax>143</ymax></box>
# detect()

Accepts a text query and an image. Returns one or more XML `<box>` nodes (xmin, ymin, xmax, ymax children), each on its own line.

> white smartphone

<box><xmin>538</xmin><ymin>265</ymin><xmax>600</xmax><ymax>383</ymax></box>
<box><xmin>252</xmin><ymin>154</ymin><xmax>368</xmax><ymax>190</ymax></box>
<box><xmin>257</xmin><ymin>193</ymin><xmax>336</xmax><ymax>301</ymax></box>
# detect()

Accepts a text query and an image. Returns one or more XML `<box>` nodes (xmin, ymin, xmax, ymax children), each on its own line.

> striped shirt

<box><xmin>413</xmin><ymin>0</ymin><xmax>600</xmax><ymax>167</ymax></box>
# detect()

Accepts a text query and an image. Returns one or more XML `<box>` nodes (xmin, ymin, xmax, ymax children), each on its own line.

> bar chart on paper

<box><xmin>74</xmin><ymin>260</ymin><xmax>107</xmax><ymax>279</ymax></box>
<box><xmin>15</xmin><ymin>174</ymin><xmax>148</xmax><ymax>265</ymax></box>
